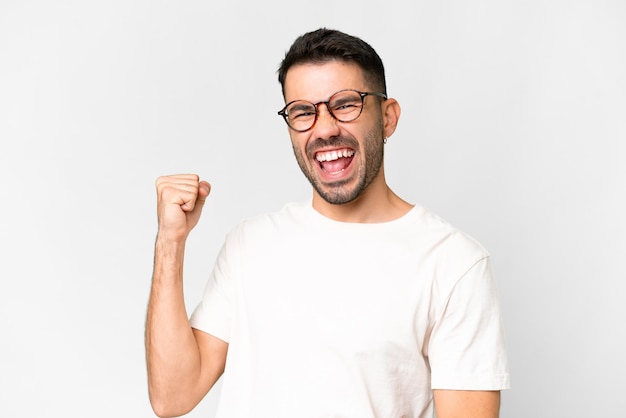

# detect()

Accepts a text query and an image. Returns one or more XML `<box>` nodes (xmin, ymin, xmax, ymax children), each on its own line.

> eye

<box><xmin>331</xmin><ymin>98</ymin><xmax>361</xmax><ymax>114</ymax></box>
<box><xmin>292</xmin><ymin>110</ymin><xmax>315</xmax><ymax>119</ymax></box>
<box><xmin>335</xmin><ymin>102</ymin><xmax>359</xmax><ymax>110</ymax></box>
<box><xmin>288</xmin><ymin>103</ymin><xmax>316</xmax><ymax>119</ymax></box>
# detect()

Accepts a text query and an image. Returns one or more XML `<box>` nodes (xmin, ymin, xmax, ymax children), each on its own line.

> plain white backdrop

<box><xmin>1</xmin><ymin>1</ymin><xmax>624</xmax><ymax>417</ymax></box>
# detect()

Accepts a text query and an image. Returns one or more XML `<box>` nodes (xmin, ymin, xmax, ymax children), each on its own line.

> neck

<box><xmin>312</xmin><ymin>174</ymin><xmax>413</xmax><ymax>223</ymax></box>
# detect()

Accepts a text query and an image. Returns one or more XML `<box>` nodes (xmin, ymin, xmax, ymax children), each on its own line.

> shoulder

<box><xmin>410</xmin><ymin>204</ymin><xmax>490</xmax><ymax>260</ymax></box>
<box><xmin>408</xmin><ymin>205</ymin><xmax>492</xmax><ymax>288</ymax></box>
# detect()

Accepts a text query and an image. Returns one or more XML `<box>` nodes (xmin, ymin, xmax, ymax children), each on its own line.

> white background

<box><xmin>1</xmin><ymin>1</ymin><xmax>624</xmax><ymax>417</ymax></box>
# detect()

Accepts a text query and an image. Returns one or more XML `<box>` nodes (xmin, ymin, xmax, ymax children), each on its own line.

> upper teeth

<box><xmin>316</xmin><ymin>149</ymin><xmax>354</xmax><ymax>162</ymax></box>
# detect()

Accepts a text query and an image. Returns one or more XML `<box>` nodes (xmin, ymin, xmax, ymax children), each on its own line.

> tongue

<box><xmin>321</xmin><ymin>156</ymin><xmax>352</xmax><ymax>173</ymax></box>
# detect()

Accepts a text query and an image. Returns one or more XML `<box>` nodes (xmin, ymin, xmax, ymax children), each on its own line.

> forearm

<box><xmin>145</xmin><ymin>237</ymin><xmax>202</xmax><ymax>416</ymax></box>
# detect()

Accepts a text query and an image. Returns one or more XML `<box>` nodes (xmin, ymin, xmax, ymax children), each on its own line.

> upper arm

<box><xmin>190</xmin><ymin>328</ymin><xmax>229</xmax><ymax>400</ymax></box>
<box><xmin>429</xmin><ymin>255</ymin><xmax>510</xmax><ymax>393</ymax></box>
<box><xmin>433</xmin><ymin>390</ymin><xmax>500</xmax><ymax>418</ymax></box>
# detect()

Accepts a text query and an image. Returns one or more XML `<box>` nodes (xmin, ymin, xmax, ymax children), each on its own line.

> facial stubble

<box><xmin>292</xmin><ymin>122</ymin><xmax>385</xmax><ymax>205</ymax></box>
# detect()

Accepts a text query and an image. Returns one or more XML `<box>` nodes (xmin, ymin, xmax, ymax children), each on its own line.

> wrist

<box><xmin>155</xmin><ymin>233</ymin><xmax>186</xmax><ymax>254</ymax></box>
<box><xmin>155</xmin><ymin>224</ymin><xmax>189</xmax><ymax>244</ymax></box>
<box><xmin>153</xmin><ymin>233</ymin><xmax>187</xmax><ymax>268</ymax></box>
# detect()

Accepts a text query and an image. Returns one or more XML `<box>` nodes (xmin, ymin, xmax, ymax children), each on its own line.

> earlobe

<box><xmin>382</xmin><ymin>99</ymin><xmax>401</xmax><ymax>138</ymax></box>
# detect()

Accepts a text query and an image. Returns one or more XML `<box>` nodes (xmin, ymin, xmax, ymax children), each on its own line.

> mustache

<box><xmin>306</xmin><ymin>136</ymin><xmax>359</xmax><ymax>156</ymax></box>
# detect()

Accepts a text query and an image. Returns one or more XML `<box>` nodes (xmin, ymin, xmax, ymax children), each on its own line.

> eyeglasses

<box><xmin>277</xmin><ymin>89</ymin><xmax>387</xmax><ymax>132</ymax></box>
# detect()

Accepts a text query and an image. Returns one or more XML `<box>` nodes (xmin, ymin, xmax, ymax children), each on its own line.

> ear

<box><xmin>381</xmin><ymin>98</ymin><xmax>401</xmax><ymax>138</ymax></box>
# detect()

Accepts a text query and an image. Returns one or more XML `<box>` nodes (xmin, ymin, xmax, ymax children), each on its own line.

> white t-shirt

<box><xmin>190</xmin><ymin>202</ymin><xmax>510</xmax><ymax>418</ymax></box>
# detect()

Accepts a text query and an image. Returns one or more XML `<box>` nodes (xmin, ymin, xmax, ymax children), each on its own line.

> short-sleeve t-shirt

<box><xmin>190</xmin><ymin>202</ymin><xmax>510</xmax><ymax>418</ymax></box>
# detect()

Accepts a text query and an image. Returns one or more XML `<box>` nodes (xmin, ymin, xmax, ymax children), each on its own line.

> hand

<box><xmin>155</xmin><ymin>174</ymin><xmax>211</xmax><ymax>242</ymax></box>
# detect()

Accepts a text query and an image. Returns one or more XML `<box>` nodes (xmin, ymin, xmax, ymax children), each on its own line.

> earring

<box><xmin>383</xmin><ymin>137</ymin><xmax>388</xmax><ymax>144</ymax></box>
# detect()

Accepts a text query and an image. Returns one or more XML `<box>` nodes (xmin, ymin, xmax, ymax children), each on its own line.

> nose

<box><xmin>312</xmin><ymin>103</ymin><xmax>341</xmax><ymax>139</ymax></box>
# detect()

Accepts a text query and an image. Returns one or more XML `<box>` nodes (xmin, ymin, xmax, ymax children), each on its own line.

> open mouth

<box><xmin>315</xmin><ymin>148</ymin><xmax>355</xmax><ymax>174</ymax></box>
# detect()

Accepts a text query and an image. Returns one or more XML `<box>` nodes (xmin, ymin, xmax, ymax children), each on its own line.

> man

<box><xmin>146</xmin><ymin>28</ymin><xmax>510</xmax><ymax>418</ymax></box>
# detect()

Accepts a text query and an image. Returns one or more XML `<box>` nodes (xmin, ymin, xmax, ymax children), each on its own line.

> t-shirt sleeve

<box><xmin>428</xmin><ymin>247</ymin><xmax>510</xmax><ymax>391</ymax></box>
<box><xmin>189</xmin><ymin>230</ymin><xmax>239</xmax><ymax>343</ymax></box>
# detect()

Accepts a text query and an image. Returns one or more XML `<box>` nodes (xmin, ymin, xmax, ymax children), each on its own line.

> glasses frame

<box><xmin>277</xmin><ymin>89</ymin><xmax>387</xmax><ymax>132</ymax></box>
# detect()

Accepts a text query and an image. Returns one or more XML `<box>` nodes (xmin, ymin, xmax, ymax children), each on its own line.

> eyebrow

<box><xmin>289</xmin><ymin>102</ymin><xmax>316</xmax><ymax>111</ymax></box>
<box><xmin>330</xmin><ymin>95</ymin><xmax>358</xmax><ymax>106</ymax></box>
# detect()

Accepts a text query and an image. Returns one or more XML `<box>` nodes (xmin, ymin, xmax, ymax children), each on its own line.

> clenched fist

<box><xmin>155</xmin><ymin>174</ymin><xmax>211</xmax><ymax>242</ymax></box>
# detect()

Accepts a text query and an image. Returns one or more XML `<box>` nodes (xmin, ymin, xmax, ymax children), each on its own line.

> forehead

<box><xmin>283</xmin><ymin>61</ymin><xmax>368</xmax><ymax>103</ymax></box>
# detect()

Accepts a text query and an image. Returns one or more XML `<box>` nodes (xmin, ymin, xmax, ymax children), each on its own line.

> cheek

<box><xmin>290</xmin><ymin>134</ymin><xmax>312</xmax><ymax>161</ymax></box>
<box><xmin>288</xmin><ymin>130</ymin><xmax>302</xmax><ymax>146</ymax></box>
<box><xmin>356</xmin><ymin>125</ymin><xmax>380</xmax><ymax>147</ymax></box>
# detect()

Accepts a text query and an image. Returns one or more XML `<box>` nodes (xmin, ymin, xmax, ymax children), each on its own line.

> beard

<box><xmin>292</xmin><ymin>123</ymin><xmax>385</xmax><ymax>205</ymax></box>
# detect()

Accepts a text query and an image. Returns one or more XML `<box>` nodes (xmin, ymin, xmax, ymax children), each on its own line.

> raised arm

<box><xmin>145</xmin><ymin>174</ymin><xmax>228</xmax><ymax>417</ymax></box>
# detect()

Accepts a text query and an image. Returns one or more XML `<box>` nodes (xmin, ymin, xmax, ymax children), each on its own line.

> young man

<box><xmin>146</xmin><ymin>28</ymin><xmax>510</xmax><ymax>418</ymax></box>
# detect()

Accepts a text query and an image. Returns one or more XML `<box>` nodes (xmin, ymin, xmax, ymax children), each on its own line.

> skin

<box><xmin>283</xmin><ymin>61</ymin><xmax>411</xmax><ymax>223</ymax></box>
<box><xmin>145</xmin><ymin>61</ymin><xmax>501</xmax><ymax>417</ymax></box>
<box><xmin>146</xmin><ymin>175</ymin><xmax>228</xmax><ymax>417</ymax></box>
<box><xmin>433</xmin><ymin>390</ymin><xmax>501</xmax><ymax>418</ymax></box>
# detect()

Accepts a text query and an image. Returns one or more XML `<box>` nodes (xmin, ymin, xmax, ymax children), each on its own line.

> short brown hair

<box><xmin>277</xmin><ymin>28</ymin><xmax>387</xmax><ymax>97</ymax></box>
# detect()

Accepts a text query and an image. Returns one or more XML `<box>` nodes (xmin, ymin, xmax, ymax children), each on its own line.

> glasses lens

<box><xmin>328</xmin><ymin>91</ymin><xmax>363</xmax><ymax>122</ymax></box>
<box><xmin>286</xmin><ymin>101</ymin><xmax>317</xmax><ymax>131</ymax></box>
